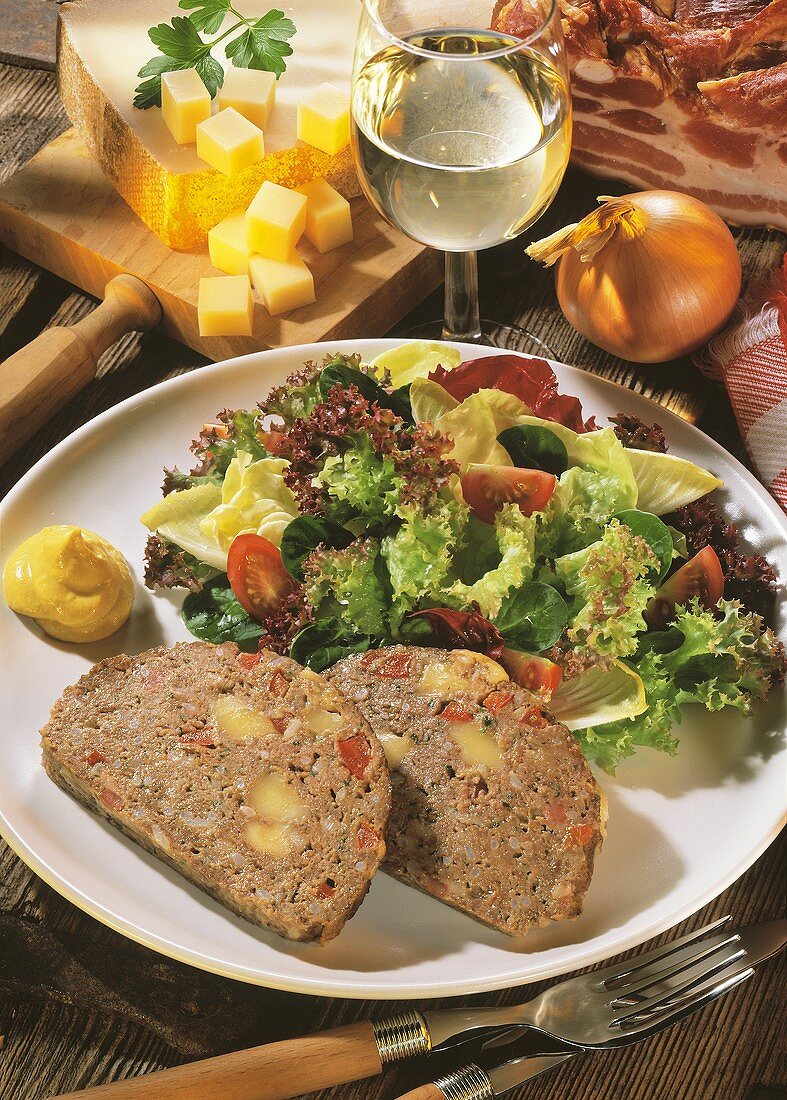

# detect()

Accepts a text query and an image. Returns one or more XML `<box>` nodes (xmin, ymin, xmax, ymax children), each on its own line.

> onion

<box><xmin>526</xmin><ymin>191</ymin><xmax>742</xmax><ymax>363</ymax></box>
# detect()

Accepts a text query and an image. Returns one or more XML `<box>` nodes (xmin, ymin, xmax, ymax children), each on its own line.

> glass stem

<box><xmin>442</xmin><ymin>251</ymin><xmax>482</xmax><ymax>343</ymax></box>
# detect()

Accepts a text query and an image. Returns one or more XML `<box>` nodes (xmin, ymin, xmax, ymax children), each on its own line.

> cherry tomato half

<box><xmin>226</xmin><ymin>534</ymin><xmax>297</xmax><ymax>621</ymax></box>
<box><xmin>460</xmin><ymin>465</ymin><xmax>556</xmax><ymax>524</ymax></box>
<box><xmin>500</xmin><ymin>648</ymin><xmax>563</xmax><ymax>700</ymax></box>
<box><xmin>645</xmin><ymin>545</ymin><xmax>724</xmax><ymax>629</ymax></box>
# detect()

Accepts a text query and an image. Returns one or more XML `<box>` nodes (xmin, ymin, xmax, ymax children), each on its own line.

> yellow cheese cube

<box><xmin>196</xmin><ymin>108</ymin><xmax>265</xmax><ymax>176</ymax></box>
<box><xmin>246</xmin><ymin>181</ymin><xmax>307</xmax><ymax>262</ymax></box>
<box><xmin>297</xmin><ymin>83</ymin><xmax>350</xmax><ymax>156</ymax></box>
<box><xmin>249</xmin><ymin>253</ymin><xmax>315</xmax><ymax>316</ymax></box>
<box><xmin>198</xmin><ymin>275</ymin><xmax>254</xmax><ymax>336</ymax></box>
<box><xmin>297</xmin><ymin>178</ymin><xmax>353</xmax><ymax>253</ymax></box>
<box><xmin>218</xmin><ymin>68</ymin><xmax>276</xmax><ymax>130</ymax></box>
<box><xmin>161</xmin><ymin>69</ymin><xmax>211</xmax><ymax>145</ymax></box>
<box><xmin>208</xmin><ymin>211</ymin><xmax>252</xmax><ymax>275</ymax></box>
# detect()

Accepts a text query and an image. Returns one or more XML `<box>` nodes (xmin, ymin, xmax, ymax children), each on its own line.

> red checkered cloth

<box><xmin>696</xmin><ymin>253</ymin><xmax>787</xmax><ymax>512</ymax></box>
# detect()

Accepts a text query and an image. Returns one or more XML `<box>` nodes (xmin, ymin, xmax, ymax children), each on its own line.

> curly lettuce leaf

<box><xmin>575</xmin><ymin>598</ymin><xmax>786</xmax><ymax>771</ymax></box>
<box><xmin>555</xmin><ymin>519</ymin><xmax>659</xmax><ymax>657</ymax></box>
<box><xmin>316</xmin><ymin>434</ymin><xmax>402</xmax><ymax>525</ymax></box>
<box><xmin>304</xmin><ymin>539</ymin><xmax>391</xmax><ymax>637</ymax></box>
<box><xmin>381</xmin><ymin>497</ymin><xmax>468</xmax><ymax>613</ymax></box>
<box><xmin>444</xmin><ymin>504</ymin><xmax>536</xmax><ymax>618</ymax></box>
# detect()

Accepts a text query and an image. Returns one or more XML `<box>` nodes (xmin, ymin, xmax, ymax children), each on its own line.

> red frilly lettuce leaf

<box><xmin>429</xmin><ymin>354</ymin><xmax>597</xmax><ymax>433</ymax></box>
<box><xmin>407</xmin><ymin>605</ymin><xmax>505</xmax><ymax>660</ymax></box>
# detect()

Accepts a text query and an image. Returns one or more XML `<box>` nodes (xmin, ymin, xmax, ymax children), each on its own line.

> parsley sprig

<box><xmin>134</xmin><ymin>0</ymin><xmax>297</xmax><ymax>110</ymax></box>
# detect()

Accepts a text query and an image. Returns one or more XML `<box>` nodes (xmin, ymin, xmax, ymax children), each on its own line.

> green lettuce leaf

<box><xmin>409</xmin><ymin>378</ymin><xmax>460</xmax><ymax>425</ymax></box>
<box><xmin>140</xmin><ymin>482</ymin><xmax>225</xmax><ymax>570</ymax></box>
<box><xmin>444</xmin><ymin>503</ymin><xmax>536</xmax><ymax>618</ymax></box>
<box><xmin>436</xmin><ymin>389</ymin><xmax>531</xmax><ymax>465</ymax></box>
<box><xmin>304</xmin><ymin>539</ymin><xmax>391</xmax><ymax>637</ymax></box>
<box><xmin>370</xmin><ymin>341</ymin><xmax>463</xmax><ymax>388</ymax></box>
<box><xmin>381</xmin><ymin>497</ymin><xmax>468</xmax><ymax>614</ymax></box>
<box><xmin>575</xmin><ymin>598</ymin><xmax>785</xmax><ymax>771</ymax></box>
<box><xmin>550</xmin><ymin>658</ymin><xmax>646</xmax><ymax>730</ymax></box>
<box><xmin>315</xmin><ymin>434</ymin><xmax>402</xmax><ymax>525</ymax></box>
<box><xmin>555</xmin><ymin>519</ymin><xmax>659</xmax><ymax>657</ymax></box>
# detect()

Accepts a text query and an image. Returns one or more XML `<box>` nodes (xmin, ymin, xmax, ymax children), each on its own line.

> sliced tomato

<box><xmin>227</xmin><ymin>534</ymin><xmax>297</xmax><ymax>621</ymax></box>
<box><xmin>500</xmin><ymin>648</ymin><xmax>563</xmax><ymax>700</ymax></box>
<box><xmin>460</xmin><ymin>464</ymin><xmax>556</xmax><ymax>524</ymax></box>
<box><xmin>440</xmin><ymin>701</ymin><xmax>474</xmax><ymax>723</ymax></box>
<box><xmin>339</xmin><ymin>735</ymin><xmax>372</xmax><ymax>780</ymax></box>
<box><xmin>645</xmin><ymin>545</ymin><xmax>724</xmax><ymax>630</ymax></box>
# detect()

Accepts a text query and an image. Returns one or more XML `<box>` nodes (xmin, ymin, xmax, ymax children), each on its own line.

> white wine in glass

<box><xmin>351</xmin><ymin>0</ymin><xmax>571</xmax><ymax>348</ymax></box>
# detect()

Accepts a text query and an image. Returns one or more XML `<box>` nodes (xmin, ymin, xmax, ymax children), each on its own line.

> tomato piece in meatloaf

<box><xmin>327</xmin><ymin>646</ymin><xmax>605</xmax><ymax>937</ymax></box>
<box><xmin>40</xmin><ymin>642</ymin><xmax>390</xmax><ymax>943</ymax></box>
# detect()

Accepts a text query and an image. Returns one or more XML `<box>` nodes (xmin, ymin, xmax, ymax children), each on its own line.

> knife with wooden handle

<box><xmin>0</xmin><ymin>273</ymin><xmax>161</xmax><ymax>465</ymax></box>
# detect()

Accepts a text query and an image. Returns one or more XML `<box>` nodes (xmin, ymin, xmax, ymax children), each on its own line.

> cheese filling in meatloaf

<box><xmin>41</xmin><ymin>642</ymin><xmax>390</xmax><ymax>943</ymax></box>
<box><xmin>327</xmin><ymin>647</ymin><xmax>605</xmax><ymax>937</ymax></box>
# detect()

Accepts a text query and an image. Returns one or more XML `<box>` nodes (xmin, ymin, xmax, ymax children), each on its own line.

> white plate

<box><xmin>2</xmin><ymin>340</ymin><xmax>785</xmax><ymax>1000</ymax></box>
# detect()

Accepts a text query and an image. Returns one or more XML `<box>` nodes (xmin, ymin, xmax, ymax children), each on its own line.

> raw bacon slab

<box><xmin>492</xmin><ymin>0</ymin><xmax>787</xmax><ymax>231</ymax></box>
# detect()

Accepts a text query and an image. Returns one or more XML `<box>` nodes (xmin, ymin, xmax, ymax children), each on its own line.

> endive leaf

<box><xmin>626</xmin><ymin>450</ymin><xmax>723</xmax><ymax>515</ymax></box>
<box><xmin>550</xmin><ymin>658</ymin><xmax>647</xmax><ymax>730</ymax></box>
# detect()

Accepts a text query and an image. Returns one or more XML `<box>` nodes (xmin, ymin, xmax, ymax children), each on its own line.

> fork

<box><xmin>52</xmin><ymin>917</ymin><xmax>786</xmax><ymax>1099</ymax></box>
<box><xmin>391</xmin><ymin>916</ymin><xmax>786</xmax><ymax>1099</ymax></box>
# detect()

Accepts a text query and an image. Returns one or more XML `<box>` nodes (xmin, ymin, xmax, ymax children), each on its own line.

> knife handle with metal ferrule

<box><xmin>393</xmin><ymin>1053</ymin><xmax>576</xmax><ymax>1100</ymax></box>
<box><xmin>50</xmin><ymin>1013</ymin><xmax>432</xmax><ymax>1099</ymax></box>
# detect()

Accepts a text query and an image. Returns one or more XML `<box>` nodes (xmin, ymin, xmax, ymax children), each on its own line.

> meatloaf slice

<box><xmin>41</xmin><ymin>642</ymin><xmax>390</xmax><ymax>942</ymax></box>
<box><xmin>327</xmin><ymin>646</ymin><xmax>604</xmax><ymax>937</ymax></box>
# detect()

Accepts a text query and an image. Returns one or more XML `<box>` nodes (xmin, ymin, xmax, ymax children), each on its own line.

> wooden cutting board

<box><xmin>0</xmin><ymin>128</ymin><xmax>443</xmax><ymax>360</ymax></box>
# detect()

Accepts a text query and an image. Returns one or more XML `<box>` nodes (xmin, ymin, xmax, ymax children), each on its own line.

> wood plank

<box><xmin>0</xmin><ymin>129</ymin><xmax>444</xmax><ymax>361</ymax></box>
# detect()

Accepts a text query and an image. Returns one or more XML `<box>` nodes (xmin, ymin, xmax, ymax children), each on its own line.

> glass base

<box><xmin>402</xmin><ymin>319</ymin><xmax>556</xmax><ymax>360</ymax></box>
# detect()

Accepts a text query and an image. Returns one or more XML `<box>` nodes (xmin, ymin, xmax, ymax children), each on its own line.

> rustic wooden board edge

<box><xmin>0</xmin><ymin>131</ymin><xmax>444</xmax><ymax>361</ymax></box>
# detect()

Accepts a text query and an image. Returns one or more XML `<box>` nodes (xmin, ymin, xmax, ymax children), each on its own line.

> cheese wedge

<box><xmin>297</xmin><ymin>83</ymin><xmax>351</xmax><ymax>156</ymax></box>
<box><xmin>58</xmin><ymin>0</ymin><xmax>361</xmax><ymax>250</ymax></box>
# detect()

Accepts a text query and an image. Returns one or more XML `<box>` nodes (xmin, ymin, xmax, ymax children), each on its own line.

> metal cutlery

<box><xmin>52</xmin><ymin>916</ymin><xmax>786</xmax><ymax>1100</ymax></box>
<box><xmin>392</xmin><ymin>917</ymin><xmax>787</xmax><ymax>1100</ymax></box>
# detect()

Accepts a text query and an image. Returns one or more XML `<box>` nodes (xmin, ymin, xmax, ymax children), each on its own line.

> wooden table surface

<box><xmin>0</xmin><ymin>18</ymin><xmax>785</xmax><ymax>1100</ymax></box>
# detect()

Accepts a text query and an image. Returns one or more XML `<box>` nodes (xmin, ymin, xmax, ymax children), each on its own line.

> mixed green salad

<box><xmin>141</xmin><ymin>343</ymin><xmax>784</xmax><ymax>771</ymax></box>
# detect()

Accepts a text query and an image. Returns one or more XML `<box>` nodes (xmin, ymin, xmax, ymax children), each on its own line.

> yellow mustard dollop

<box><xmin>2</xmin><ymin>525</ymin><xmax>134</xmax><ymax>642</ymax></box>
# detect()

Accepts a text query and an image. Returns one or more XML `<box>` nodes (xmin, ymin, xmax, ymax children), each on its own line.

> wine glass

<box><xmin>350</xmin><ymin>0</ymin><xmax>571</xmax><ymax>352</ymax></box>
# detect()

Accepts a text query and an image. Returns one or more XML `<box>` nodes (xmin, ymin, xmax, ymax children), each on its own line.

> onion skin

<box><xmin>554</xmin><ymin>191</ymin><xmax>742</xmax><ymax>363</ymax></box>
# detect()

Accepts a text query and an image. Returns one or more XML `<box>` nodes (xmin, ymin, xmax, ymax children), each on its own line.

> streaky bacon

<box><xmin>492</xmin><ymin>0</ymin><xmax>787</xmax><ymax>231</ymax></box>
